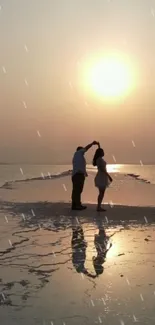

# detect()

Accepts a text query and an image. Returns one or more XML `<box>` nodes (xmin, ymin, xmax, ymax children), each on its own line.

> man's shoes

<box><xmin>81</xmin><ymin>205</ymin><xmax>87</xmax><ymax>209</ymax></box>
<box><xmin>71</xmin><ymin>205</ymin><xmax>87</xmax><ymax>211</ymax></box>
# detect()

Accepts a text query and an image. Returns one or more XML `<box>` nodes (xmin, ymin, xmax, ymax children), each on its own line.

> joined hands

<box><xmin>93</xmin><ymin>141</ymin><xmax>100</xmax><ymax>147</ymax></box>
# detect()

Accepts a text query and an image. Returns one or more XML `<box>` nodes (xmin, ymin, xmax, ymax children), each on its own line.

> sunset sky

<box><xmin>0</xmin><ymin>0</ymin><xmax>155</xmax><ymax>164</ymax></box>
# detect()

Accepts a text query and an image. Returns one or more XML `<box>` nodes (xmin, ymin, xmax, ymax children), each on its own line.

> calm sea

<box><xmin>0</xmin><ymin>164</ymin><xmax>155</xmax><ymax>187</ymax></box>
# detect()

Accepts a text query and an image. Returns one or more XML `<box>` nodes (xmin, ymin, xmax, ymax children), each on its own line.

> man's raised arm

<box><xmin>84</xmin><ymin>141</ymin><xmax>99</xmax><ymax>152</ymax></box>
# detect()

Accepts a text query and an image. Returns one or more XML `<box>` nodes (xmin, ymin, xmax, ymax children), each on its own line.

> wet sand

<box><xmin>0</xmin><ymin>175</ymin><xmax>155</xmax><ymax>324</ymax></box>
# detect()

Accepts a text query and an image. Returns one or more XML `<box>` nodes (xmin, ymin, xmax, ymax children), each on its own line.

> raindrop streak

<box><xmin>63</xmin><ymin>184</ymin><xmax>67</xmax><ymax>191</ymax></box>
<box><xmin>102</xmin><ymin>297</ymin><xmax>106</xmax><ymax>305</ymax></box>
<box><xmin>140</xmin><ymin>293</ymin><xmax>144</xmax><ymax>301</ymax></box>
<box><xmin>22</xmin><ymin>213</ymin><xmax>26</xmax><ymax>221</ymax></box>
<box><xmin>31</xmin><ymin>209</ymin><xmax>35</xmax><ymax>216</ymax></box>
<box><xmin>105</xmin><ymin>216</ymin><xmax>109</xmax><ymax>223</ymax></box>
<box><xmin>20</xmin><ymin>168</ymin><xmax>24</xmax><ymax>175</ymax></box>
<box><xmin>112</xmin><ymin>155</ymin><xmax>116</xmax><ymax>162</ymax></box>
<box><xmin>48</xmin><ymin>172</ymin><xmax>51</xmax><ymax>179</ymax></box>
<box><xmin>24</xmin><ymin>44</ymin><xmax>29</xmax><ymax>52</ymax></box>
<box><xmin>2</xmin><ymin>66</ymin><xmax>6</xmax><ymax>73</ymax></box>
<box><xmin>24</xmin><ymin>78</ymin><xmax>29</xmax><ymax>86</ymax></box>
<box><xmin>8</xmin><ymin>239</ymin><xmax>12</xmax><ymax>247</ymax></box>
<box><xmin>133</xmin><ymin>315</ymin><xmax>138</xmax><ymax>322</ymax></box>
<box><xmin>37</xmin><ymin>130</ymin><xmax>41</xmax><ymax>137</ymax></box>
<box><xmin>22</xmin><ymin>101</ymin><xmax>27</xmax><ymax>109</ymax></box>
<box><xmin>91</xmin><ymin>299</ymin><xmax>95</xmax><ymax>307</ymax></box>
<box><xmin>109</xmin><ymin>201</ymin><xmax>114</xmax><ymax>208</ymax></box>
<box><xmin>5</xmin><ymin>216</ymin><xmax>8</xmax><ymax>223</ymax></box>
<box><xmin>1</xmin><ymin>293</ymin><xmax>5</xmax><ymax>301</ymax></box>
<box><xmin>132</xmin><ymin>140</ymin><xmax>136</xmax><ymax>147</ymax></box>
<box><xmin>126</xmin><ymin>278</ymin><xmax>130</xmax><ymax>286</ymax></box>
<box><xmin>144</xmin><ymin>216</ymin><xmax>148</xmax><ymax>224</ymax></box>
<box><xmin>120</xmin><ymin>320</ymin><xmax>125</xmax><ymax>325</ymax></box>
<box><xmin>151</xmin><ymin>8</ymin><xmax>155</xmax><ymax>17</ymax></box>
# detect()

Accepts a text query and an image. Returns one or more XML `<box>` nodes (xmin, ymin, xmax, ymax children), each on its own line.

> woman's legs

<box><xmin>97</xmin><ymin>188</ymin><xmax>106</xmax><ymax>211</ymax></box>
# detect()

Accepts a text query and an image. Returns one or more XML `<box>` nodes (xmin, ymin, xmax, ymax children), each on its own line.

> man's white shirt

<box><xmin>72</xmin><ymin>148</ymin><xmax>87</xmax><ymax>176</ymax></box>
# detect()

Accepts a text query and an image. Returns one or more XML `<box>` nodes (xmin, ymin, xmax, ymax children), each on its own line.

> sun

<box><xmin>79</xmin><ymin>53</ymin><xmax>135</xmax><ymax>100</ymax></box>
<box><xmin>90</xmin><ymin>57</ymin><xmax>131</xmax><ymax>97</ymax></box>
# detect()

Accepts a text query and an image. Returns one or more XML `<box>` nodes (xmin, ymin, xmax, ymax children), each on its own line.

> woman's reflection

<box><xmin>93</xmin><ymin>221</ymin><xmax>113</xmax><ymax>276</ymax></box>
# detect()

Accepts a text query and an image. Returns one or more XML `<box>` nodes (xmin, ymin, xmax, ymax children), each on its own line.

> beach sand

<box><xmin>0</xmin><ymin>173</ymin><xmax>155</xmax><ymax>324</ymax></box>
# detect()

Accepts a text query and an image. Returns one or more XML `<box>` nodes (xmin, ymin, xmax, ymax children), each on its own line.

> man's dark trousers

<box><xmin>72</xmin><ymin>173</ymin><xmax>85</xmax><ymax>208</ymax></box>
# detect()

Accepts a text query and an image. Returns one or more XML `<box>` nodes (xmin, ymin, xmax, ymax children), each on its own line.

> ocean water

<box><xmin>0</xmin><ymin>164</ymin><xmax>155</xmax><ymax>187</ymax></box>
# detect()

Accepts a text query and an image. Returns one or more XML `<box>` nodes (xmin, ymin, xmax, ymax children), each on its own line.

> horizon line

<box><xmin>0</xmin><ymin>162</ymin><xmax>155</xmax><ymax>166</ymax></box>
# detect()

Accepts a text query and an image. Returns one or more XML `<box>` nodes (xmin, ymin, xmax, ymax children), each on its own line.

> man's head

<box><xmin>76</xmin><ymin>146</ymin><xmax>84</xmax><ymax>151</ymax></box>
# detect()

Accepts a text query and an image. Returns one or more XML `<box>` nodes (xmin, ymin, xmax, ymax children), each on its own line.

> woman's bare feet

<box><xmin>97</xmin><ymin>207</ymin><xmax>106</xmax><ymax>212</ymax></box>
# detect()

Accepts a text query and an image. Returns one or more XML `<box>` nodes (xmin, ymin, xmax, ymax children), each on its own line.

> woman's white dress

<box><xmin>94</xmin><ymin>157</ymin><xmax>110</xmax><ymax>189</ymax></box>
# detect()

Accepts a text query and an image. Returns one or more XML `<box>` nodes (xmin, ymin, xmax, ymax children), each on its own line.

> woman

<box><xmin>93</xmin><ymin>145</ymin><xmax>112</xmax><ymax>211</ymax></box>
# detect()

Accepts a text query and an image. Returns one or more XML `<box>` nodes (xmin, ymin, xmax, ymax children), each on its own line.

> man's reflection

<box><xmin>71</xmin><ymin>219</ymin><xmax>95</xmax><ymax>278</ymax></box>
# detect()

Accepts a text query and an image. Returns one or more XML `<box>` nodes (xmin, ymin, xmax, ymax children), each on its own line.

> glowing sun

<box><xmin>80</xmin><ymin>53</ymin><xmax>135</xmax><ymax>100</ymax></box>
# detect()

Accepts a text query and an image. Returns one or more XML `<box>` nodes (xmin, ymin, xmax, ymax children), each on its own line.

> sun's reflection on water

<box><xmin>87</xmin><ymin>164</ymin><xmax>125</xmax><ymax>174</ymax></box>
<box><xmin>106</xmin><ymin>239</ymin><xmax>119</xmax><ymax>258</ymax></box>
<box><xmin>107</xmin><ymin>164</ymin><xmax>123</xmax><ymax>173</ymax></box>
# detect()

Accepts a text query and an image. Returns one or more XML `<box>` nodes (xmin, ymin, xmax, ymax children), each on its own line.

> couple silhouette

<box><xmin>71</xmin><ymin>141</ymin><xmax>112</xmax><ymax>212</ymax></box>
<box><xmin>71</xmin><ymin>218</ymin><xmax>113</xmax><ymax>278</ymax></box>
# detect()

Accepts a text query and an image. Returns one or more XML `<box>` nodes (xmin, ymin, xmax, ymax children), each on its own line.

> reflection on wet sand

<box><xmin>71</xmin><ymin>217</ymin><xmax>113</xmax><ymax>278</ymax></box>
<box><xmin>0</xmin><ymin>202</ymin><xmax>155</xmax><ymax>324</ymax></box>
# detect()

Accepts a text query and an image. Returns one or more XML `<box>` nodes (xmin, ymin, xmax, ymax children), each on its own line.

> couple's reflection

<box><xmin>71</xmin><ymin>217</ymin><xmax>113</xmax><ymax>278</ymax></box>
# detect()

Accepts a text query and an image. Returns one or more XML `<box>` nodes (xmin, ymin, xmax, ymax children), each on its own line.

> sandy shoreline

<box><xmin>1</xmin><ymin>172</ymin><xmax>155</xmax><ymax>206</ymax></box>
<box><xmin>1</xmin><ymin>201</ymin><xmax>155</xmax><ymax>227</ymax></box>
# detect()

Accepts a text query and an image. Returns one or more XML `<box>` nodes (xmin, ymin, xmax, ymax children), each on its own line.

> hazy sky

<box><xmin>0</xmin><ymin>0</ymin><xmax>155</xmax><ymax>164</ymax></box>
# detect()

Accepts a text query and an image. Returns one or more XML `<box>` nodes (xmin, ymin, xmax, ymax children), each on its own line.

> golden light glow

<box><xmin>106</xmin><ymin>240</ymin><xmax>119</xmax><ymax>258</ymax></box>
<box><xmin>79</xmin><ymin>53</ymin><xmax>135</xmax><ymax>101</ymax></box>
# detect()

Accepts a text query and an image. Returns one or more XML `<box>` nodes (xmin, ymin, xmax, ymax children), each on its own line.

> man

<box><xmin>71</xmin><ymin>141</ymin><xmax>99</xmax><ymax>210</ymax></box>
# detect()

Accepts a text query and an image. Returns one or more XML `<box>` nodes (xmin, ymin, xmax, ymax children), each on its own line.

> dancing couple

<box><xmin>71</xmin><ymin>141</ymin><xmax>113</xmax><ymax>211</ymax></box>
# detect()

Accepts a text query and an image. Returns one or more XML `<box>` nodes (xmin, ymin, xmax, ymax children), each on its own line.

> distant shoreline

<box><xmin>0</xmin><ymin>163</ymin><xmax>155</xmax><ymax>166</ymax></box>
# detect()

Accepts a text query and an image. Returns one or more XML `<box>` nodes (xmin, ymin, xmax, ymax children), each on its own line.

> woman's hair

<box><xmin>93</xmin><ymin>148</ymin><xmax>104</xmax><ymax>166</ymax></box>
